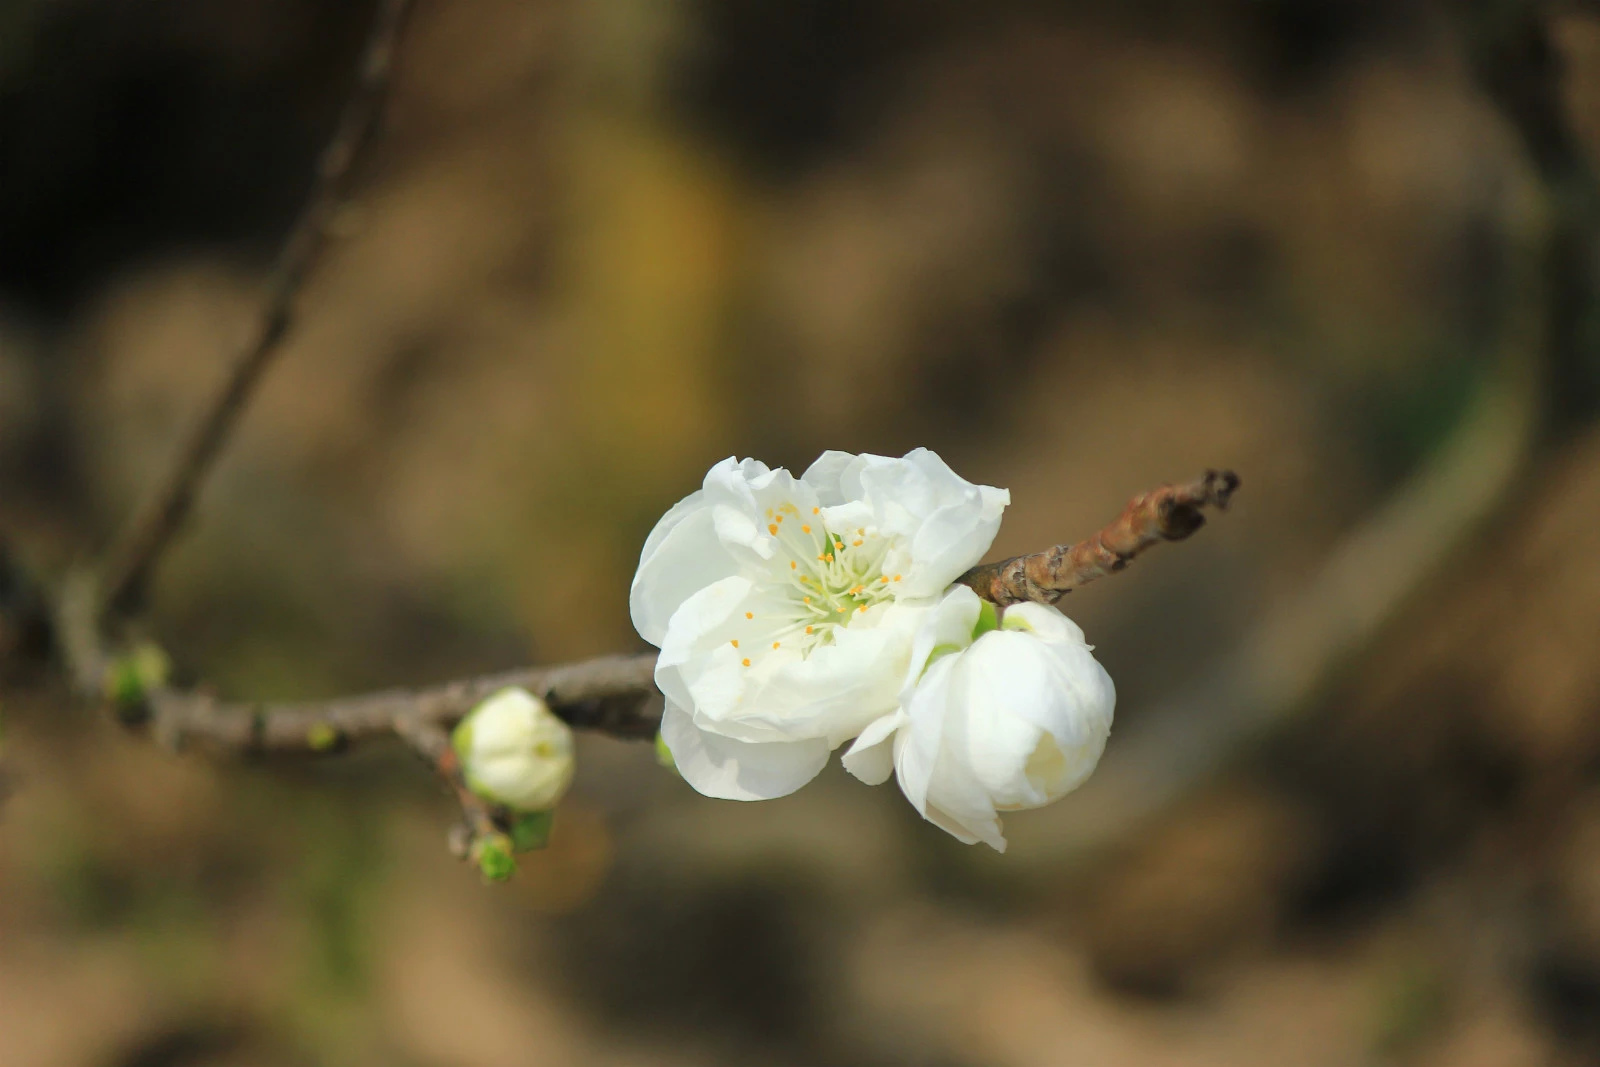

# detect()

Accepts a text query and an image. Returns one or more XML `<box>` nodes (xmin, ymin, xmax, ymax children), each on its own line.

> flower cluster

<box><xmin>631</xmin><ymin>449</ymin><xmax>1115</xmax><ymax>851</ymax></box>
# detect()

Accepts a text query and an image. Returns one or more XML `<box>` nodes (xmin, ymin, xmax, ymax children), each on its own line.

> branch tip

<box><xmin>957</xmin><ymin>469</ymin><xmax>1241</xmax><ymax>607</ymax></box>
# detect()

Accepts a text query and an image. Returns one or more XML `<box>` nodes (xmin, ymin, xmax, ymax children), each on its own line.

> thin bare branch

<box><xmin>98</xmin><ymin>0</ymin><xmax>417</xmax><ymax>618</ymax></box>
<box><xmin>392</xmin><ymin>718</ymin><xmax>503</xmax><ymax>857</ymax></box>
<box><xmin>956</xmin><ymin>470</ymin><xmax>1241</xmax><ymax>607</ymax></box>
<box><xmin>142</xmin><ymin>653</ymin><xmax>661</xmax><ymax>755</ymax></box>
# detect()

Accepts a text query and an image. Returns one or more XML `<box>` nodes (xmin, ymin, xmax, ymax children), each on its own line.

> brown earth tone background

<box><xmin>4</xmin><ymin>2</ymin><xmax>1600</xmax><ymax>1065</ymax></box>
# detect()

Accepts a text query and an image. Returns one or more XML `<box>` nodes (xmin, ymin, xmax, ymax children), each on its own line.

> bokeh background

<box><xmin>4</xmin><ymin>1</ymin><xmax>1600</xmax><ymax>1064</ymax></box>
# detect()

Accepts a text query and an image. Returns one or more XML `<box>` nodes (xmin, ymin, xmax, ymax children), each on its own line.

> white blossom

<box><xmin>452</xmin><ymin>687</ymin><xmax>575</xmax><ymax>812</ymax></box>
<box><xmin>632</xmin><ymin>449</ymin><xmax>1009</xmax><ymax>801</ymax></box>
<box><xmin>843</xmin><ymin>586</ymin><xmax>1115</xmax><ymax>852</ymax></box>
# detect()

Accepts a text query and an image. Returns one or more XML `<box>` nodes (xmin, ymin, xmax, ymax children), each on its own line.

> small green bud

<box><xmin>306</xmin><ymin>722</ymin><xmax>340</xmax><ymax>751</ymax></box>
<box><xmin>104</xmin><ymin>642</ymin><xmax>171</xmax><ymax>711</ymax></box>
<box><xmin>509</xmin><ymin>810</ymin><xmax>555</xmax><ymax>852</ymax></box>
<box><xmin>472</xmin><ymin>832</ymin><xmax>516</xmax><ymax>882</ymax></box>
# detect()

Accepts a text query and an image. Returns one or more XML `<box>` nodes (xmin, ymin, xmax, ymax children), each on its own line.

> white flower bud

<box><xmin>845</xmin><ymin>588</ymin><xmax>1116</xmax><ymax>852</ymax></box>
<box><xmin>452</xmin><ymin>688</ymin><xmax>575</xmax><ymax>812</ymax></box>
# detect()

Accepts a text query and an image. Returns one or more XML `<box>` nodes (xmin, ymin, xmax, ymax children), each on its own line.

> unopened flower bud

<box><xmin>452</xmin><ymin>688</ymin><xmax>575</xmax><ymax>812</ymax></box>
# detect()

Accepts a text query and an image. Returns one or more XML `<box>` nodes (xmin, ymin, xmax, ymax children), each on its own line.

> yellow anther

<box><xmin>879</xmin><ymin>576</ymin><xmax>889</xmax><ymax>583</ymax></box>
<box><xmin>731</xmin><ymin>639</ymin><xmax>739</xmax><ymax>648</ymax></box>
<box><xmin>745</xmin><ymin>612</ymin><xmax>753</xmax><ymax>620</ymax></box>
<box><xmin>768</xmin><ymin>524</ymin><xmax>778</xmax><ymax>535</ymax></box>
<box><xmin>893</xmin><ymin>574</ymin><xmax>902</xmax><ymax>582</ymax></box>
<box><xmin>805</xmin><ymin>625</ymin><xmax>814</xmax><ymax>634</ymax></box>
<box><xmin>791</xmin><ymin>561</ymin><xmax>798</xmax><ymax>570</ymax></box>
<box><xmin>801</xmin><ymin>525</ymin><xmax>811</xmax><ymax>534</ymax></box>
<box><xmin>853</xmin><ymin>539</ymin><xmax>863</xmax><ymax>547</ymax></box>
<box><xmin>772</xmin><ymin>641</ymin><xmax>780</xmax><ymax>650</ymax></box>
<box><xmin>812</xmin><ymin>506</ymin><xmax>820</xmax><ymax>514</ymax></box>
<box><xmin>803</xmin><ymin>595</ymin><xmax>811</xmax><ymax>603</ymax></box>
<box><xmin>742</xmin><ymin>658</ymin><xmax>751</xmax><ymax>667</ymax></box>
<box><xmin>858</xmin><ymin>604</ymin><xmax>867</xmax><ymax>613</ymax></box>
<box><xmin>857</xmin><ymin>527</ymin><xmax>865</xmax><ymax>536</ymax></box>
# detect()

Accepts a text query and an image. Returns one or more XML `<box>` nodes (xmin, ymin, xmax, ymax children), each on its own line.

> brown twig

<box><xmin>97</xmin><ymin>0</ymin><xmax>417</xmax><ymax>618</ymax></box>
<box><xmin>139</xmin><ymin>653</ymin><xmax>661</xmax><ymax>755</ymax></box>
<box><xmin>391</xmin><ymin>718</ymin><xmax>502</xmax><ymax>858</ymax></box>
<box><xmin>956</xmin><ymin>470</ymin><xmax>1241</xmax><ymax>606</ymax></box>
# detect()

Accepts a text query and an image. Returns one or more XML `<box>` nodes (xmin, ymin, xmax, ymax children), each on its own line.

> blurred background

<box><xmin>3</xmin><ymin>1</ymin><xmax>1600</xmax><ymax>1064</ymax></box>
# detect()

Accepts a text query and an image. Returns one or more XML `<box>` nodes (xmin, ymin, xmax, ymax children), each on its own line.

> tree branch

<box><xmin>956</xmin><ymin>470</ymin><xmax>1240</xmax><ymax>606</ymax></box>
<box><xmin>97</xmin><ymin>0</ymin><xmax>417</xmax><ymax>618</ymax></box>
<box><xmin>141</xmin><ymin>653</ymin><xmax>662</xmax><ymax>755</ymax></box>
<box><xmin>96</xmin><ymin>471</ymin><xmax>1241</xmax><ymax>758</ymax></box>
<box><xmin>11</xmin><ymin>468</ymin><xmax>1239</xmax><ymax>857</ymax></box>
<box><xmin>40</xmin><ymin>469</ymin><xmax>1246</xmax><ymax>765</ymax></box>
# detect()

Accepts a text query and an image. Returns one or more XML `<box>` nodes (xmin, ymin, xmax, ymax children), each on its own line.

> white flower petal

<box><xmin>713</xmin><ymin>503</ymin><xmax>778</xmax><ymax>561</ymax></box>
<box><xmin>841</xmin><ymin>710</ymin><xmax>907</xmax><ymax>785</ymax></box>
<box><xmin>630</xmin><ymin>494</ymin><xmax>741</xmax><ymax>647</ymax></box>
<box><xmin>1000</xmin><ymin>601</ymin><xmax>1088</xmax><ymax>645</ymax></box>
<box><xmin>700</xmin><ymin>456</ymin><xmax>768</xmax><ymax>512</ymax></box>
<box><xmin>661</xmin><ymin>700</ymin><xmax>831</xmax><ymax>801</ymax></box>
<box><xmin>922</xmin><ymin>793</ymin><xmax>1007</xmax><ymax>851</ymax></box>
<box><xmin>895</xmin><ymin>653</ymin><xmax>957</xmax><ymax>814</ymax></box>
<box><xmin>731</xmin><ymin>600</ymin><xmax>926</xmax><ymax>746</ymax></box>
<box><xmin>901</xmin><ymin>494</ymin><xmax>1008</xmax><ymax>598</ymax></box>
<box><xmin>639</xmin><ymin>488</ymin><xmax>705</xmax><ymax>565</ymax></box>
<box><xmin>903</xmin><ymin>584</ymin><xmax>984</xmax><ymax>692</ymax></box>
<box><xmin>800</xmin><ymin>450</ymin><xmax>858</xmax><ymax>504</ymax></box>
<box><xmin>898</xmin><ymin>654</ymin><xmax>1010</xmax><ymax>849</ymax></box>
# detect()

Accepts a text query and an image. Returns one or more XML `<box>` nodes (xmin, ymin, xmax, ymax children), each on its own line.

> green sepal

<box><xmin>654</xmin><ymin>731</ymin><xmax>678</xmax><ymax>773</ymax></box>
<box><xmin>473</xmin><ymin>832</ymin><xmax>516</xmax><ymax>882</ymax></box>
<box><xmin>509</xmin><ymin>810</ymin><xmax>555</xmax><ymax>852</ymax></box>
<box><xmin>924</xmin><ymin>643</ymin><xmax>964</xmax><ymax>672</ymax></box>
<box><xmin>972</xmin><ymin>600</ymin><xmax>1000</xmax><ymax>639</ymax></box>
